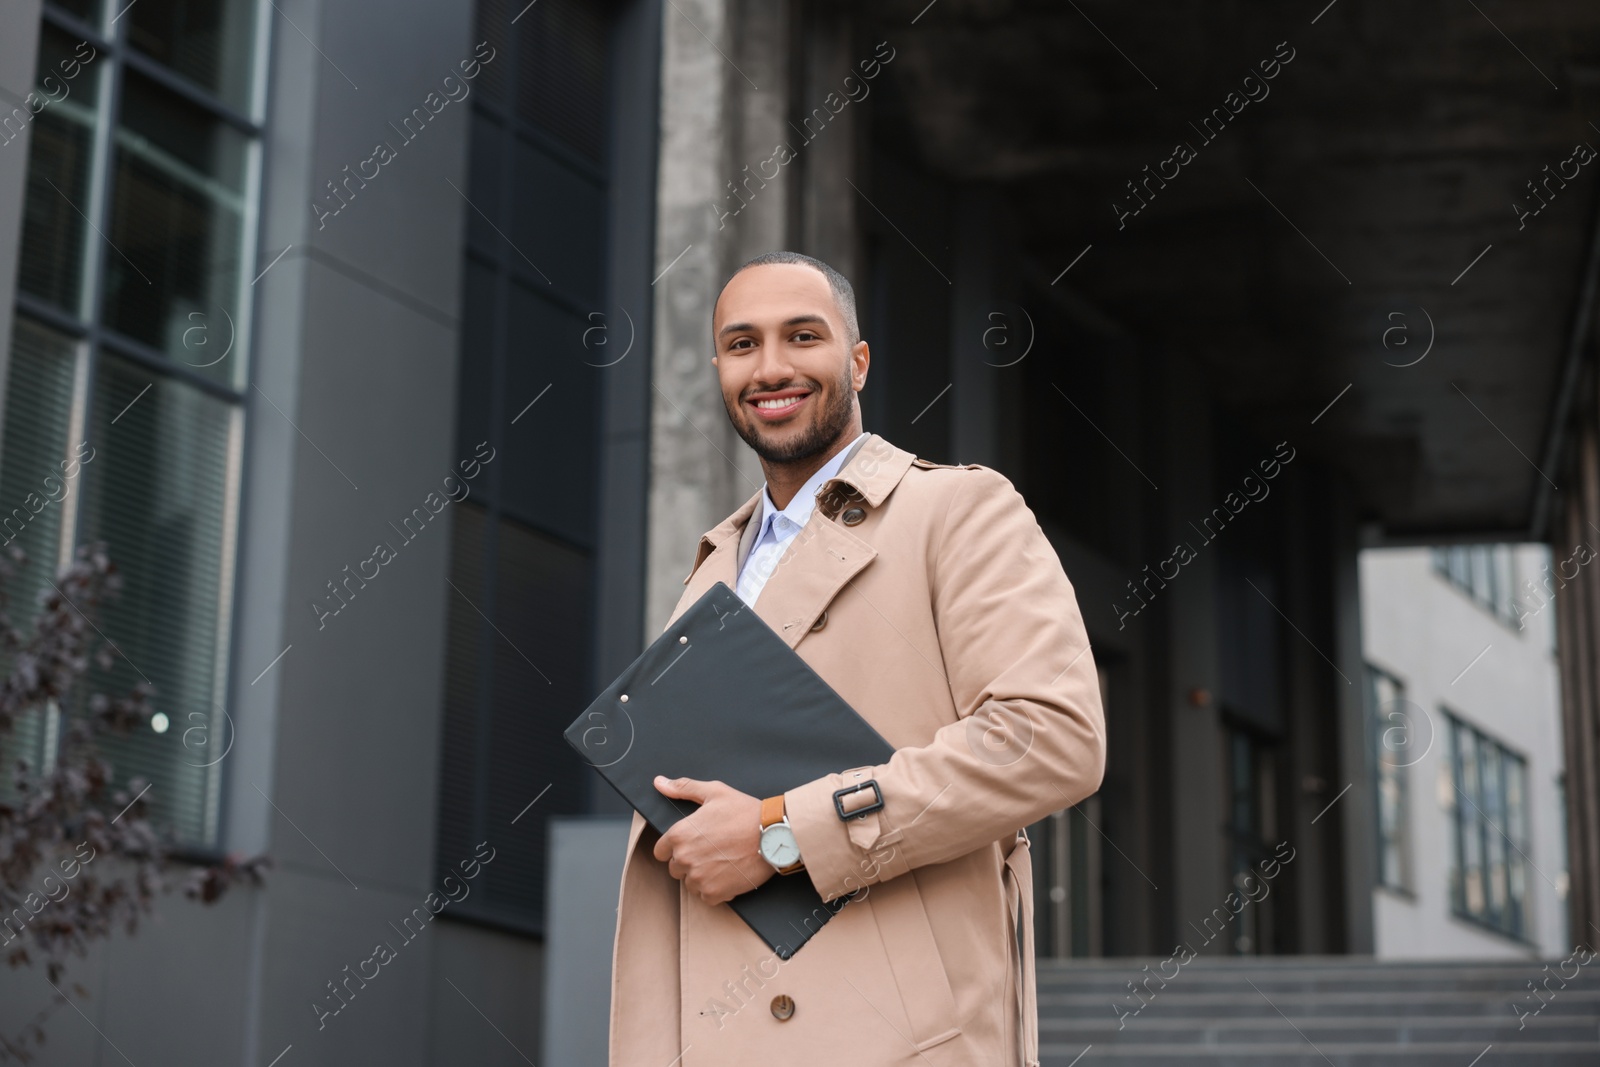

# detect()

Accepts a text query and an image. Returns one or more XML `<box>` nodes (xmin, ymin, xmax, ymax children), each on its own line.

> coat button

<box><xmin>770</xmin><ymin>994</ymin><xmax>795</xmax><ymax>1021</ymax></box>
<box><xmin>810</xmin><ymin>610</ymin><xmax>827</xmax><ymax>632</ymax></box>
<box><xmin>841</xmin><ymin>506</ymin><xmax>866</xmax><ymax>526</ymax></box>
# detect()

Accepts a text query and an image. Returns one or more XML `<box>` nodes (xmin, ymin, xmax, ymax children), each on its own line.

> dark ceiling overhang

<box><xmin>859</xmin><ymin>0</ymin><xmax>1600</xmax><ymax>540</ymax></box>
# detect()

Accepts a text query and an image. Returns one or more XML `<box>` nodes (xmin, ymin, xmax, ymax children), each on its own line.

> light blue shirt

<box><xmin>736</xmin><ymin>432</ymin><xmax>868</xmax><ymax>607</ymax></box>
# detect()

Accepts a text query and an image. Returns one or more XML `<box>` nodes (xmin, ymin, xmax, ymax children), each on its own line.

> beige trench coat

<box><xmin>608</xmin><ymin>432</ymin><xmax>1105</xmax><ymax>1066</ymax></box>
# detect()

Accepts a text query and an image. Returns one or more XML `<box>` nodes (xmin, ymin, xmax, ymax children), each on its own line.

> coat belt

<box><xmin>1002</xmin><ymin>830</ymin><xmax>1040</xmax><ymax>1067</ymax></box>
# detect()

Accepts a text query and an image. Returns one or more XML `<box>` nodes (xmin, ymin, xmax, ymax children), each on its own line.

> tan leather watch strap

<box><xmin>759</xmin><ymin>794</ymin><xmax>786</xmax><ymax>829</ymax></box>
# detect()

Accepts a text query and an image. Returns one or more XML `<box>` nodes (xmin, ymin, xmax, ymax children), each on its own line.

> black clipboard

<box><xmin>564</xmin><ymin>581</ymin><xmax>896</xmax><ymax>959</ymax></box>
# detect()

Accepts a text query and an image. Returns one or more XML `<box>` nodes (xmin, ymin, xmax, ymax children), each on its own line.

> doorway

<box><xmin>1223</xmin><ymin>716</ymin><xmax>1282</xmax><ymax>955</ymax></box>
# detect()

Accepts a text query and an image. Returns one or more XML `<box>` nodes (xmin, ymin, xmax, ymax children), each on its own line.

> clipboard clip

<box><xmin>832</xmin><ymin>779</ymin><xmax>884</xmax><ymax>820</ymax></box>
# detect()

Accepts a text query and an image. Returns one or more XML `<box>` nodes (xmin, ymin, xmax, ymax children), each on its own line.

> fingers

<box><xmin>656</xmin><ymin>838</ymin><xmax>684</xmax><ymax>880</ymax></box>
<box><xmin>654</xmin><ymin>831</ymin><xmax>691</xmax><ymax>883</ymax></box>
<box><xmin>654</xmin><ymin>846</ymin><xmax>731</xmax><ymax>904</ymax></box>
<box><xmin>653</xmin><ymin>837</ymin><xmax>710</xmax><ymax>896</ymax></box>
<box><xmin>653</xmin><ymin>775</ymin><xmax>722</xmax><ymax>803</ymax></box>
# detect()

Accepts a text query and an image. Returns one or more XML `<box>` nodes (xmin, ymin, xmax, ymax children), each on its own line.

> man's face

<box><xmin>712</xmin><ymin>263</ymin><xmax>867</xmax><ymax>464</ymax></box>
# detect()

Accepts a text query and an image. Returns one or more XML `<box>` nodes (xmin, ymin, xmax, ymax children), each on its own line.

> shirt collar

<box><xmin>754</xmin><ymin>431</ymin><xmax>869</xmax><ymax>541</ymax></box>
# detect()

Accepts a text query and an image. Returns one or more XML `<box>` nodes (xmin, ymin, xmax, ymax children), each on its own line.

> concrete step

<box><xmin>1041</xmin><ymin>990</ymin><xmax>1600</xmax><ymax>1018</ymax></box>
<box><xmin>1040</xmin><ymin>1040</ymin><xmax>1600</xmax><ymax>1066</ymax></box>
<box><xmin>1038</xmin><ymin>958</ymin><xmax>1599</xmax><ymax>987</ymax></box>
<box><xmin>1044</xmin><ymin>1013</ymin><xmax>1600</xmax><ymax>1044</ymax></box>
<box><xmin>1037</xmin><ymin>957</ymin><xmax>1600</xmax><ymax>1063</ymax></box>
<box><xmin>1038</xmin><ymin>955</ymin><xmax>1589</xmax><ymax>971</ymax></box>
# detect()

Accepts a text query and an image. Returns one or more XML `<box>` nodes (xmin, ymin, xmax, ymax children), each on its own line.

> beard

<box><xmin>728</xmin><ymin>361</ymin><xmax>856</xmax><ymax>465</ymax></box>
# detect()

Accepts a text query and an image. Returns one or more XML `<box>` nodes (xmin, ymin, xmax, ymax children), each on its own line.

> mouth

<box><xmin>747</xmin><ymin>389</ymin><xmax>811</xmax><ymax>422</ymax></box>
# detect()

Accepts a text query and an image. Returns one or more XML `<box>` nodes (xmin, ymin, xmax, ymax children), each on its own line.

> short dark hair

<box><xmin>722</xmin><ymin>250</ymin><xmax>860</xmax><ymax>347</ymax></box>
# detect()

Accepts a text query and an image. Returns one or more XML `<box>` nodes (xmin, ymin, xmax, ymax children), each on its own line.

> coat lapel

<box><xmin>753</xmin><ymin>517</ymin><xmax>876</xmax><ymax>648</ymax></box>
<box><xmin>679</xmin><ymin>493</ymin><xmax>758</xmax><ymax>597</ymax></box>
<box><xmin>677</xmin><ymin>433</ymin><xmax>918</xmax><ymax>650</ymax></box>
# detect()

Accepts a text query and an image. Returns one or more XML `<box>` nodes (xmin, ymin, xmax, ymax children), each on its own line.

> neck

<box><xmin>762</xmin><ymin>429</ymin><xmax>862</xmax><ymax>510</ymax></box>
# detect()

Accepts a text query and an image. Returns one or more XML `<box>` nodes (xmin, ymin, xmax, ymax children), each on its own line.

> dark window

<box><xmin>1221</xmin><ymin>719</ymin><xmax>1282</xmax><ymax>955</ymax></box>
<box><xmin>433</xmin><ymin>0</ymin><xmax>619</xmax><ymax>934</ymax></box>
<box><xmin>1432</xmin><ymin>544</ymin><xmax>1520</xmax><ymax>626</ymax></box>
<box><xmin>1444</xmin><ymin>709</ymin><xmax>1530</xmax><ymax>940</ymax></box>
<box><xmin>0</xmin><ymin>1</ymin><xmax>260</xmax><ymax>845</ymax></box>
<box><xmin>1366</xmin><ymin>665</ymin><xmax>1411</xmax><ymax>892</ymax></box>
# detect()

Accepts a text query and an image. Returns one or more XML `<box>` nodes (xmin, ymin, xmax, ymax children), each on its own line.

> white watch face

<box><xmin>760</xmin><ymin>824</ymin><xmax>801</xmax><ymax>868</ymax></box>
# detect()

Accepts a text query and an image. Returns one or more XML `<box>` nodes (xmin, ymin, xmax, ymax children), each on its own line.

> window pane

<box><xmin>74</xmin><ymin>354</ymin><xmax>239</xmax><ymax>845</ymax></box>
<box><xmin>127</xmin><ymin>0</ymin><xmax>258</xmax><ymax>111</ymax></box>
<box><xmin>1469</xmin><ymin>546</ymin><xmax>1492</xmax><ymax>605</ymax></box>
<box><xmin>15</xmin><ymin>25</ymin><xmax>102</xmax><ymax>316</ymax></box>
<box><xmin>1505</xmin><ymin>756</ymin><xmax>1527</xmax><ymax>936</ymax></box>
<box><xmin>1257</xmin><ymin>748</ymin><xmax>1277</xmax><ymax>843</ymax></box>
<box><xmin>1492</xmin><ymin>547</ymin><xmax>1516</xmax><ymax>619</ymax></box>
<box><xmin>102</xmin><ymin>69</ymin><xmax>247</xmax><ymax>386</ymax></box>
<box><xmin>513</xmin><ymin>0</ymin><xmax>608</xmax><ymax>164</ymax></box>
<box><xmin>0</xmin><ymin>316</ymin><xmax>82</xmax><ymax>588</ymax></box>
<box><xmin>1458</xmin><ymin>726</ymin><xmax>1484</xmax><ymax>918</ymax></box>
<box><xmin>1505</xmin><ymin>756</ymin><xmax>1526</xmax><ymax>848</ymax></box>
<box><xmin>1480</xmin><ymin>741</ymin><xmax>1506</xmax><ymax>923</ymax></box>
<box><xmin>1446</xmin><ymin>720</ymin><xmax>1462</xmax><ymax>910</ymax></box>
<box><xmin>454</xmin><ymin>255</ymin><xmax>496</xmax><ymax>457</ymax></box>
<box><xmin>474</xmin><ymin>0</ymin><xmax>511</xmax><ymax>105</ymax></box>
<box><xmin>1370</xmin><ymin>670</ymin><xmax>1410</xmax><ymax>891</ymax></box>
<box><xmin>46</xmin><ymin>0</ymin><xmax>103</xmax><ymax>26</ymax></box>
<box><xmin>434</xmin><ymin>505</ymin><xmax>591</xmax><ymax>933</ymax></box>
<box><xmin>463</xmin><ymin>111</ymin><xmax>504</xmax><ymax>255</ymax></box>
<box><xmin>0</xmin><ymin>317</ymin><xmax>83</xmax><ymax>795</ymax></box>
<box><xmin>509</xmin><ymin>137</ymin><xmax>605</xmax><ymax>301</ymax></box>
<box><xmin>1377</xmin><ymin>770</ymin><xmax>1401</xmax><ymax>885</ymax></box>
<box><xmin>1230</xmin><ymin>732</ymin><xmax>1252</xmax><ymax>834</ymax></box>
<box><xmin>499</xmin><ymin>279</ymin><xmax>600</xmax><ymax>545</ymax></box>
<box><xmin>479</xmin><ymin>516</ymin><xmax>589</xmax><ymax>922</ymax></box>
<box><xmin>1443</xmin><ymin>718</ymin><xmax>1532</xmax><ymax>938</ymax></box>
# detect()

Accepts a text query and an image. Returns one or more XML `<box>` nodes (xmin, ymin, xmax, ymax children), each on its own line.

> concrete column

<box><xmin>645</xmin><ymin>0</ymin><xmax>794</xmax><ymax>636</ymax></box>
<box><xmin>1330</xmin><ymin>475</ymin><xmax>1377</xmax><ymax>954</ymax></box>
<box><xmin>1558</xmin><ymin>421</ymin><xmax>1600</xmax><ymax>943</ymax></box>
<box><xmin>795</xmin><ymin>9</ymin><xmax>858</xmax><ymax>282</ymax></box>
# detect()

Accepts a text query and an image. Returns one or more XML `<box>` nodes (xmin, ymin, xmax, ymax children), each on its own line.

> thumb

<box><xmin>654</xmin><ymin>775</ymin><xmax>711</xmax><ymax>803</ymax></box>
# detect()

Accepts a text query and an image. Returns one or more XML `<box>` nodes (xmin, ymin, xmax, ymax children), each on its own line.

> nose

<box><xmin>748</xmin><ymin>334</ymin><xmax>797</xmax><ymax>393</ymax></box>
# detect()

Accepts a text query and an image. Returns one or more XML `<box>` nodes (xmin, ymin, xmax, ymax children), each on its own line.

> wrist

<box><xmin>758</xmin><ymin>794</ymin><xmax>805</xmax><ymax>874</ymax></box>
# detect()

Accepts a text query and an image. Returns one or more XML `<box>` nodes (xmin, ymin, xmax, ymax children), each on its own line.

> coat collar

<box><xmin>679</xmin><ymin>432</ymin><xmax>917</xmax><ymax>647</ymax></box>
<box><xmin>741</xmin><ymin>430</ymin><xmax>870</xmax><ymax>565</ymax></box>
<box><xmin>686</xmin><ymin>431</ymin><xmax>913</xmax><ymax>575</ymax></box>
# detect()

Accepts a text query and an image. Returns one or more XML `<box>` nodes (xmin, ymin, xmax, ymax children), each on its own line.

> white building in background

<box><xmin>1360</xmin><ymin>544</ymin><xmax>1569</xmax><ymax>959</ymax></box>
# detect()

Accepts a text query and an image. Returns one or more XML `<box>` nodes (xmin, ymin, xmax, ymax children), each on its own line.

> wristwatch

<box><xmin>758</xmin><ymin>795</ymin><xmax>805</xmax><ymax>874</ymax></box>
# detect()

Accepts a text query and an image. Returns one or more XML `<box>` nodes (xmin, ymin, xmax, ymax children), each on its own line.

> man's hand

<box><xmin>651</xmin><ymin>776</ymin><xmax>776</xmax><ymax>906</ymax></box>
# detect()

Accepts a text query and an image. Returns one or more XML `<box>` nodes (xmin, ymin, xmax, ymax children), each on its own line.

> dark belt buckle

<box><xmin>832</xmin><ymin>779</ymin><xmax>884</xmax><ymax>821</ymax></box>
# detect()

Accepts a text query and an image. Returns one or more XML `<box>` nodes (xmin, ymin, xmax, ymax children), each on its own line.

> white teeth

<box><xmin>755</xmin><ymin>396</ymin><xmax>804</xmax><ymax>410</ymax></box>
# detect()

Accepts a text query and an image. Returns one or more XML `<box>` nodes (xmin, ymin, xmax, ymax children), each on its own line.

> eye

<box><xmin>726</xmin><ymin>337</ymin><xmax>756</xmax><ymax>351</ymax></box>
<box><xmin>793</xmin><ymin>330</ymin><xmax>821</xmax><ymax>342</ymax></box>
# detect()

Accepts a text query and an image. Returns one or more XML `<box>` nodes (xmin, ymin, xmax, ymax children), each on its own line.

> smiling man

<box><xmin>607</xmin><ymin>251</ymin><xmax>1105</xmax><ymax>1067</ymax></box>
